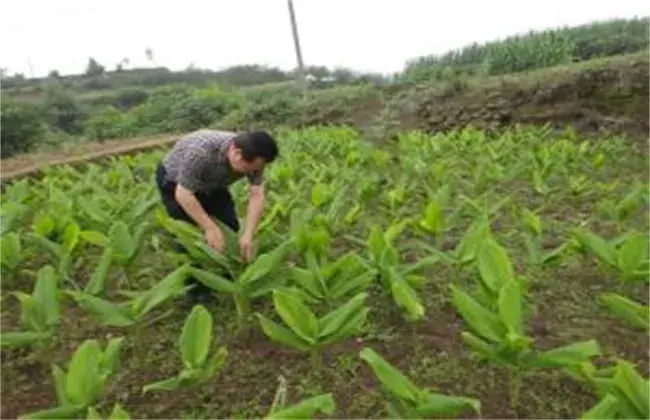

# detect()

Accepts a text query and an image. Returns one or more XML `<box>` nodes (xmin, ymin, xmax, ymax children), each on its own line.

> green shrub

<box><xmin>0</xmin><ymin>96</ymin><xmax>46</xmax><ymax>158</ymax></box>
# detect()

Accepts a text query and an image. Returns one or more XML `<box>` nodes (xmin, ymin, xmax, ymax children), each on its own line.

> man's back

<box><xmin>161</xmin><ymin>129</ymin><xmax>242</xmax><ymax>193</ymax></box>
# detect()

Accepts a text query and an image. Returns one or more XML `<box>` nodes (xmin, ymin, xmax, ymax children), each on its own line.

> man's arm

<box><xmin>174</xmin><ymin>149</ymin><xmax>220</xmax><ymax>233</ymax></box>
<box><xmin>175</xmin><ymin>184</ymin><xmax>219</xmax><ymax>233</ymax></box>
<box><xmin>242</xmin><ymin>184</ymin><xmax>265</xmax><ymax>239</ymax></box>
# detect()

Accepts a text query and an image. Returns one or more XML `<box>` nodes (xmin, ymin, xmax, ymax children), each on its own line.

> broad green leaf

<box><xmin>599</xmin><ymin>293</ymin><xmax>649</xmax><ymax>331</ymax></box>
<box><xmin>108</xmin><ymin>222</ymin><xmax>135</xmax><ymax>261</ymax></box>
<box><xmin>610</xmin><ymin>361</ymin><xmax>649</xmax><ymax>419</ymax></box>
<box><xmin>272</xmin><ymin>289</ymin><xmax>318</xmax><ymax>344</ymax></box>
<box><xmin>497</xmin><ymin>280</ymin><xmax>522</xmax><ymax>334</ymax></box>
<box><xmin>33</xmin><ymin>265</ymin><xmax>61</xmax><ymax>327</ymax></box>
<box><xmin>131</xmin><ymin>265</ymin><xmax>190</xmax><ymax>316</ymax></box>
<box><xmin>14</xmin><ymin>292</ymin><xmax>46</xmax><ymax>332</ymax></box>
<box><xmin>0</xmin><ymin>331</ymin><xmax>51</xmax><ymax>348</ymax></box>
<box><xmin>360</xmin><ymin>347</ymin><xmax>420</xmax><ymax>402</ymax></box>
<box><xmin>391</xmin><ymin>277</ymin><xmax>425</xmax><ymax>321</ymax></box>
<box><xmin>142</xmin><ymin>377</ymin><xmax>182</xmax><ymax>393</ymax></box>
<box><xmin>85</xmin><ymin>248</ymin><xmax>113</xmax><ymax>296</ymax></box>
<box><xmin>477</xmin><ymin>237</ymin><xmax>514</xmax><ymax>293</ymax></box>
<box><xmin>530</xmin><ymin>340</ymin><xmax>601</xmax><ymax>369</ymax></box>
<box><xmin>100</xmin><ymin>337</ymin><xmax>125</xmax><ymax>377</ymax></box>
<box><xmin>20</xmin><ymin>405</ymin><xmax>82</xmax><ymax>419</ymax></box>
<box><xmin>80</xmin><ymin>231</ymin><xmax>109</xmax><ymax>247</ymax></box>
<box><xmin>67</xmin><ymin>292</ymin><xmax>135</xmax><ymax>327</ymax></box>
<box><xmin>52</xmin><ymin>365</ymin><xmax>69</xmax><ymax>406</ymax></box>
<box><xmin>415</xmin><ymin>392</ymin><xmax>481</xmax><ymax>417</ymax></box>
<box><xmin>581</xmin><ymin>394</ymin><xmax>619</xmax><ymax>419</ymax></box>
<box><xmin>189</xmin><ymin>268</ymin><xmax>239</xmax><ymax>294</ymax></box>
<box><xmin>574</xmin><ymin>230</ymin><xmax>616</xmax><ymax>267</ymax></box>
<box><xmin>108</xmin><ymin>404</ymin><xmax>131</xmax><ymax>420</ymax></box>
<box><xmin>62</xmin><ymin>222</ymin><xmax>81</xmax><ymax>253</ymax></box>
<box><xmin>321</xmin><ymin>307</ymin><xmax>369</xmax><ymax>345</ymax></box>
<box><xmin>450</xmin><ymin>285</ymin><xmax>506</xmax><ymax>343</ymax></box>
<box><xmin>618</xmin><ymin>233</ymin><xmax>649</xmax><ymax>273</ymax></box>
<box><xmin>318</xmin><ymin>292</ymin><xmax>367</xmax><ymax>338</ymax></box>
<box><xmin>201</xmin><ymin>347</ymin><xmax>228</xmax><ymax>378</ymax></box>
<box><xmin>256</xmin><ymin>314</ymin><xmax>312</xmax><ymax>352</ymax></box>
<box><xmin>266</xmin><ymin>393</ymin><xmax>336</xmax><ymax>419</ymax></box>
<box><xmin>180</xmin><ymin>305</ymin><xmax>213</xmax><ymax>369</ymax></box>
<box><xmin>66</xmin><ymin>340</ymin><xmax>102</xmax><ymax>407</ymax></box>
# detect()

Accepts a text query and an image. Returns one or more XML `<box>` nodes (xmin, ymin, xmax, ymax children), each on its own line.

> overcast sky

<box><xmin>1</xmin><ymin>0</ymin><xmax>647</xmax><ymax>77</ymax></box>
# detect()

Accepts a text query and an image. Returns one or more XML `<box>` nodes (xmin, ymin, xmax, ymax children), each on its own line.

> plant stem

<box><xmin>508</xmin><ymin>368</ymin><xmax>522</xmax><ymax>409</ymax></box>
<box><xmin>233</xmin><ymin>293</ymin><xmax>251</xmax><ymax>336</ymax></box>
<box><xmin>310</xmin><ymin>347</ymin><xmax>323</xmax><ymax>373</ymax></box>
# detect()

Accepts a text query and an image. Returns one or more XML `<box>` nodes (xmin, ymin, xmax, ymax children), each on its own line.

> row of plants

<box><xmin>1</xmin><ymin>125</ymin><xmax>647</xmax><ymax>418</ymax></box>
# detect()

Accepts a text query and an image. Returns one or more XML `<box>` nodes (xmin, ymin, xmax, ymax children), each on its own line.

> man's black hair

<box><xmin>233</xmin><ymin>131</ymin><xmax>279</xmax><ymax>163</ymax></box>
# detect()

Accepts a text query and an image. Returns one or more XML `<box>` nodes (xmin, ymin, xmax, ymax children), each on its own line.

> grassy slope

<box><xmin>1</xmin><ymin>52</ymin><xmax>648</xmax><ymax>183</ymax></box>
<box><xmin>0</xmin><ymin>124</ymin><xmax>648</xmax><ymax>419</ymax></box>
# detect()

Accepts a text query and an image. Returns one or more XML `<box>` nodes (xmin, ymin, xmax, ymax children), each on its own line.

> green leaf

<box><xmin>256</xmin><ymin>314</ymin><xmax>312</xmax><ymax>352</ymax></box>
<box><xmin>65</xmin><ymin>340</ymin><xmax>102</xmax><ymax>407</ymax></box>
<box><xmin>360</xmin><ymin>347</ymin><xmax>420</xmax><ymax>402</ymax></box>
<box><xmin>530</xmin><ymin>340</ymin><xmax>601</xmax><ymax>369</ymax></box>
<box><xmin>266</xmin><ymin>393</ymin><xmax>336</xmax><ymax>419</ymax></box>
<box><xmin>610</xmin><ymin>361</ymin><xmax>649</xmax><ymax>419</ymax></box>
<box><xmin>415</xmin><ymin>392</ymin><xmax>481</xmax><ymax>417</ymax></box>
<box><xmin>33</xmin><ymin>265</ymin><xmax>61</xmax><ymax>327</ymax></box>
<box><xmin>14</xmin><ymin>292</ymin><xmax>46</xmax><ymax>332</ymax></box>
<box><xmin>320</xmin><ymin>307</ymin><xmax>369</xmax><ymax>345</ymax></box>
<box><xmin>131</xmin><ymin>265</ymin><xmax>190</xmax><ymax>316</ymax></box>
<box><xmin>201</xmin><ymin>346</ymin><xmax>228</xmax><ymax>379</ymax></box>
<box><xmin>477</xmin><ymin>237</ymin><xmax>514</xmax><ymax>294</ymax></box>
<box><xmin>180</xmin><ymin>305</ymin><xmax>213</xmax><ymax>369</ymax></box>
<box><xmin>599</xmin><ymin>293</ymin><xmax>649</xmax><ymax>331</ymax></box>
<box><xmin>20</xmin><ymin>405</ymin><xmax>82</xmax><ymax>419</ymax></box>
<box><xmin>272</xmin><ymin>289</ymin><xmax>318</xmax><ymax>344</ymax></box>
<box><xmin>85</xmin><ymin>248</ymin><xmax>114</xmax><ymax>296</ymax></box>
<box><xmin>86</xmin><ymin>407</ymin><xmax>102</xmax><ymax>420</ymax></box>
<box><xmin>100</xmin><ymin>337</ymin><xmax>125</xmax><ymax>377</ymax></box>
<box><xmin>62</xmin><ymin>222</ymin><xmax>81</xmax><ymax>253</ymax></box>
<box><xmin>450</xmin><ymin>285</ymin><xmax>506</xmax><ymax>343</ymax></box>
<box><xmin>80</xmin><ymin>230</ymin><xmax>109</xmax><ymax>247</ymax></box>
<box><xmin>581</xmin><ymin>394</ymin><xmax>619</xmax><ymax>419</ymax></box>
<box><xmin>318</xmin><ymin>292</ymin><xmax>367</xmax><ymax>338</ymax></box>
<box><xmin>52</xmin><ymin>365</ymin><xmax>70</xmax><ymax>406</ymax></box>
<box><xmin>0</xmin><ymin>331</ymin><xmax>51</xmax><ymax>348</ymax></box>
<box><xmin>108</xmin><ymin>222</ymin><xmax>135</xmax><ymax>261</ymax></box>
<box><xmin>189</xmin><ymin>267</ymin><xmax>239</xmax><ymax>294</ymax></box>
<box><xmin>108</xmin><ymin>404</ymin><xmax>131</xmax><ymax>420</ymax></box>
<box><xmin>574</xmin><ymin>230</ymin><xmax>616</xmax><ymax>267</ymax></box>
<box><xmin>391</xmin><ymin>276</ymin><xmax>425</xmax><ymax>321</ymax></box>
<box><xmin>497</xmin><ymin>280</ymin><xmax>523</xmax><ymax>334</ymax></box>
<box><xmin>142</xmin><ymin>377</ymin><xmax>182</xmax><ymax>393</ymax></box>
<box><xmin>618</xmin><ymin>233</ymin><xmax>649</xmax><ymax>273</ymax></box>
<box><xmin>67</xmin><ymin>292</ymin><xmax>135</xmax><ymax>327</ymax></box>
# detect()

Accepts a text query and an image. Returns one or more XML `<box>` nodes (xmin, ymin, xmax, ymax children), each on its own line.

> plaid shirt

<box><xmin>161</xmin><ymin>130</ymin><xmax>263</xmax><ymax>193</ymax></box>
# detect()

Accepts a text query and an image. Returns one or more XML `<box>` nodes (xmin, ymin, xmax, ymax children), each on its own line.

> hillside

<box><xmin>1</xmin><ymin>50</ymin><xmax>648</xmax><ymax>183</ymax></box>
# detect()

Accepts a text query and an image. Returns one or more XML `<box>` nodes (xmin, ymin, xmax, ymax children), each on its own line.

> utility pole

<box><xmin>287</xmin><ymin>0</ymin><xmax>307</xmax><ymax>98</ymax></box>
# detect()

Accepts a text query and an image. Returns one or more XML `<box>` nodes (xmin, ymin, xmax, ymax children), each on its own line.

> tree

<box><xmin>48</xmin><ymin>69</ymin><xmax>61</xmax><ymax>79</ymax></box>
<box><xmin>145</xmin><ymin>48</ymin><xmax>155</xmax><ymax>66</ymax></box>
<box><xmin>85</xmin><ymin>57</ymin><xmax>105</xmax><ymax>77</ymax></box>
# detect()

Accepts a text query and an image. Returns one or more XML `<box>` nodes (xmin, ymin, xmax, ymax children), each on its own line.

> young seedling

<box><xmin>573</xmin><ymin>229</ymin><xmax>649</xmax><ymax>283</ymax></box>
<box><xmin>450</xmin><ymin>239</ymin><xmax>602</xmax><ymax>408</ymax></box>
<box><xmin>581</xmin><ymin>360</ymin><xmax>649</xmax><ymax>419</ymax></box>
<box><xmin>19</xmin><ymin>337</ymin><xmax>124</xmax><ymax>419</ymax></box>
<box><xmin>142</xmin><ymin>305</ymin><xmax>227</xmax><ymax>393</ymax></box>
<box><xmin>360</xmin><ymin>347</ymin><xmax>481</xmax><ymax>419</ymax></box>
<box><xmin>1</xmin><ymin>265</ymin><xmax>61</xmax><ymax>349</ymax></box>
<box><xmin>598</xmin><ymin>292</ymin><xmax>649</xmax><ymax>331</ymax></box>
<box><xmin>264</xmin><ymin>375</ymin><xmax>336</xmax><ymax>419</ymax></box>
<box><xmin>257</xmin><ymin>289</ymin><xmax>369</xmax><ymax>371</ymax></box>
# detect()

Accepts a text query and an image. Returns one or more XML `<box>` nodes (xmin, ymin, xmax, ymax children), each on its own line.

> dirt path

<box><xmin>0</xmin><ymin>134</ymin><xmax>179</xmax><ymax>184</ymax></box>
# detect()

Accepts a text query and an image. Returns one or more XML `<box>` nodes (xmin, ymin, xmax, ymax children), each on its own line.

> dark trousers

<box><xmin>155</xmin><ymin>163</ymin><xmax>238</xmax><ymax>298</ymax></box>
<box><xmin>155</xmin><ymin>163</ymin><xmax>240</xmax><ymax>232</ymax></box>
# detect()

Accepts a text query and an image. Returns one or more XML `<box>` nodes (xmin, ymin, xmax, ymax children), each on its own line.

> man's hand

<box><xmin>239</xmin><ymin>233</ymin><xmax>255</xmax><ymax>262</ymax></box>
<box><xmin>205</xmin><ymin>226</ymin><xmax>225</xmax><ymax>252</ymax></box>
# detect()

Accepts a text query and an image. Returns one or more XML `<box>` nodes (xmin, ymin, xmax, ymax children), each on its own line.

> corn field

<box><xmin>402</xmin><ymin>17</ymin><xmax>650</xmax><ymax>82</ymax></box>
<box><xmin>0</xmin><ymin>125</ymin><xmax>648</xmax><ymax>419</ymax></box>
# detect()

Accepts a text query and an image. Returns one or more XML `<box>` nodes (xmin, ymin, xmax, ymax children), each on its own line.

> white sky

<box><xmin>1</xmin><ymin>0</ymin><xmax>647</xmax><ymax>78</ymax></box>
